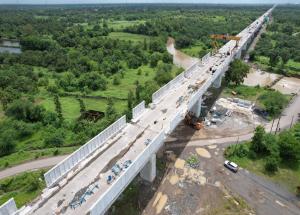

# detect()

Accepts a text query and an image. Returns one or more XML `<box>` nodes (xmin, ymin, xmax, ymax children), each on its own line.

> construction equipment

<box><xmin>184</xmin><ymin>112</ymin><xmax>204</xmax><ymax>130</ymax></box>
<box><xmin>210</xmin><ymin>34</ymin><xmax>241</xmax><ymax>54</ymax></box>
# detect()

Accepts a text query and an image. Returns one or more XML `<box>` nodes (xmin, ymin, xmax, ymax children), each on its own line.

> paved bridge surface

<box><xmin>0</xmin><ymin>6</ymin><xmax>275</xmax><ymax>215</ymax></box>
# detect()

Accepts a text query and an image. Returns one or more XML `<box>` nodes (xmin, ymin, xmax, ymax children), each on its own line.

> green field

<box><xmin>107</xmin><ymin>32</ymin><xmax>153</xmax><ymax>43</ymax></box>
<box><xmin>108</xmin><ymin>20</ymin><xmax>145</xmax><ymax>31</ymax></box>
<box><xmin>0</xmin><ymin>169</ymin><xmax>47</xmax><ymax>208</ymax></box>
<box><xmin>181</xmin><ymin>41</ymin><xmax>205</xmax><ymax>57</ymax></box>
<box><xmin>222</xmin><ymin>84</ymin><xmax>269</xmax><ymax>101</ymax></box>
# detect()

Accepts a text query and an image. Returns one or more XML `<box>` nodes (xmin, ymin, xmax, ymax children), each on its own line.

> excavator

<box><xmin>184</xmin><ymin>112</ymin><xmax>204</xmax><ymax>130</ymax></box>
<box><xmin>210</xmin><ymin>34</ymin><xmax>241</xmax><ymax>54</ymax></box>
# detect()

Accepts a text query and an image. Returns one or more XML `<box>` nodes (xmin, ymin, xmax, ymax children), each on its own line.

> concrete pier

<box><xmin>140</xmin><ymin>154</ymin><xmax>156</xmax><ymax>182</ymax></box>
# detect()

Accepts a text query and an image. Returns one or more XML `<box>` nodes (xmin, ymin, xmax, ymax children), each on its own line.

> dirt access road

<box><xmin>142</xmin><ymin>139</ymin><xmax>300</xmax><ymax>215</ymax></box>
<box><xmin>0</xmin><ymin>155</ymin><xmax>67</xmax><ymax>180</ymax></box>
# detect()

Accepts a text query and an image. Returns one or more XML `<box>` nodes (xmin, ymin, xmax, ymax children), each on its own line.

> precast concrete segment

<box><xmin>20</xmin><ymin>6</ymin><xmax>275</xmax><ymax>215</ymax></box>
<box><xmin>0</xmin><ymin>198</ymin><xmax>17</xmax><ymax>215</ymax></box>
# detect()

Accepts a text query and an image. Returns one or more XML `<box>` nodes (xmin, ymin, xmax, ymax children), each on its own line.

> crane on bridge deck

<box><xmin>210</xmin><ymin>34</ymin><xmax>241</xmax><ymax>55</ymax></box>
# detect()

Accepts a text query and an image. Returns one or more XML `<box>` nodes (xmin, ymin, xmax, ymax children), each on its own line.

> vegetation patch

<box><xmin>225</xmin><ymin>123</ymin><xmax>300</xmax><ymax>194</ymax></box>
<box><xmin>0</xmin><ymin>169</ymin><xmax>47</xmax><ymax>208</ymax></box>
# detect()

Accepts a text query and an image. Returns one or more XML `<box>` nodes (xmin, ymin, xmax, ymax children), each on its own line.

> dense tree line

<box><xmin>226</xmin><ymin>124</ymin><xmax>300</xmax><ymax>174</ymax></box>
<box><xmin>250</xmin><ymin>6</ymin><xmax>300</xmax><ymax>75</ymax></box>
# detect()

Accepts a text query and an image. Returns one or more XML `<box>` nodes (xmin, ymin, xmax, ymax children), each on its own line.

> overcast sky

<box><xmin>0</xmin><ymin>0</ymin><xmax>299</xmax><ymax>4</ymax></box>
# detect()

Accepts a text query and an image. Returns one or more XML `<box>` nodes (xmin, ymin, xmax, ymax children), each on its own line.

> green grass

<box><xmin>0</xmin><ymin>146</ymin><xmax>78</xmax><ymax>170</ymax></box>
<box><xmin>0</xmin><ymin>169</ymin><xmax>47</xmax><ymax>208</ymax></box>
<box><xmin>181</xmin><ymin>41</ymin><xmax>205</xmax><ymax>57</ymax></box>
<box><xmin>0</xmin><ymin>105</ymin><xmax>5</xmax><ymax>122</ymax></box>
<box><xmin>107</xmin><ymin>20</ymin><xmax>145</xmax><ymax>31</ymax></box>
<box><xmin>222</xmin><ymin>84</ymin><xmax>269</xmax><ymax>101</ymax></box>
<box><xmin>229</xmin><ymin>155</ymin><xmax>300</xmax><ymax>194</ymax></box>
<box><xmin>255</xmin><ymin>55</ymin><xmax>300</xmax><ymax>76</ymax></box>
<box><xmin>107</xmin><ymin>32</ymin><xmax>153</xmax><ymax>43</ymax></box>
<box><xmin>286</xmin><ymin>60</ymin><xmax>300</xmax><ymax>72</ymax></box>
<box><xmin>60</xmin><ymin>97</ymin><xmax>81</xmax><ymax>121</ymax></box>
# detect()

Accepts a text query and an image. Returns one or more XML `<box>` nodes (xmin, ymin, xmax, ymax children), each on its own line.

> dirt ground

<box><xmin>142</xmin><ymin>127</ymin><xmax>300</xmax><ymax>215</ymax></box>
<box><xmin>272</xmin><ymin>77</ymin><xmax>300</xmax><ymax>95</ymax></box>
<box><xmin>167</xmin><ymin>37</ymin><xmax>199</xmax><ymax>70</ymax></box>
<box><xmin>243</xmin><ymin>67</ymin><xmax>281</xmax><ymax>87</ymax></box>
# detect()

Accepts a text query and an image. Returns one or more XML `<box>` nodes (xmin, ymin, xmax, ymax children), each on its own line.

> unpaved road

<box><xmin>205</xmin><ymin>144</ymin><xmax>300</xmax><ymax>215</ymax></box>
<box><xmin>143</xmin><ymin>140</ymin><xmax>300</xmax><ymax>215</ymax></box>
<box><xmin>0</xmin><ymin>155</ymin><xmax>68</xmax><ymax>180</ymax></box>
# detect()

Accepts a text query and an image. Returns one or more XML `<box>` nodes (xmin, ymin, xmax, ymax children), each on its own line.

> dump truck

<box><xmin>184</xmin><ymin>112</ymin><xmax>204</xmax><ymax>130</ymax></box>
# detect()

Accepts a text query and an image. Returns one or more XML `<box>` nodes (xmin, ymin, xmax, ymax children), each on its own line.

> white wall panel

<box><xmin>0</xmin><ymin>198</ymin><xmax>17</xmax><ymax>215</ymax></box>
<box><xmin>44</xmin><ymin>115</ymin><xmax>126</xmax><ymax>188</ymax></box>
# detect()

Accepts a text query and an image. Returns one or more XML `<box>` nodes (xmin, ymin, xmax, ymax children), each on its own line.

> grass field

<box><xmin>229</xmin><ymin>155</ymin><xmax>300</xmax><ymax>194</ymax></box>
<box><xmin>0</xmin><ymin>146</ymin><xmax>78</xmax><ymax>170</ymax></box>
<box><xmin>107</xmin><ymin>20</ymin><xmax>145</xmax><ymax>31</ymax></box>
<box><xmin>0</xmin><ymin>169</ymin><xmax>47</xmax><ymax>208</ymax></box>
<box><xmin>255</xmin><ymin>55</ymin><xmax>300</xmax><ymax>75</ymax></box>
<box><xmin>181</xmin><ymin>41</ymin><xmax>205</xmax><ymax>57</ymax></box>
<box><xmin>222</xmin><ymin>84</ymin><xmax>269</xmax><ymax>101</ymax></box>
<box><xmin>107</xmin><ymin>32</ymin><xmax>153</xmax><ymax>43</ymax></box>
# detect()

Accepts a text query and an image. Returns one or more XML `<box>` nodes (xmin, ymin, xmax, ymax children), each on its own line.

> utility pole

<box><xmin>275</xmin><ymin>116</ymin><xmax>281</xmax><ymax>134</ymax></box>
<box><xmin>290</xmin><ymin>115</ymin><xmax>294</xmax><ymax>129</ymax></box>
<box><xmin>270</xmin><ymin>119</ymin><xmax>275</xmax><ymax>133</ymax></box>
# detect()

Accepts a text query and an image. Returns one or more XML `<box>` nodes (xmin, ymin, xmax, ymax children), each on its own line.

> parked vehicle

<box><xmin>224</xmin><ymin>160</ymin><xmax>238</xmax><ymax>173</ymax></box>
<box><xmin>107</xmin><ymin>175</ymin><xmax>115</xmax><ymax>184</ymax></box>
<box><xmin>123</xmin><ymin>160</ymin><xmax>132</xmax><ymax>169</ymax></box>
<box><xmin>144</xmin><ymin>138</ymin><xmax>151</xmax><ymax>146</ymax></box>
<box><xmin>111</xmin><ymin>164</ymin><xmax>122</xmax><ymax>176</ymax></box>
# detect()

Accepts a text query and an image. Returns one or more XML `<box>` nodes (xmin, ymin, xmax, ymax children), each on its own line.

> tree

<box><xmin>106</xmin><ymin>99</ymin><xmax>117</xmax><ymax>122</ymax></box>
<box><xmin>265</xmin><ymin>155</ymin><xmax>279</xmax><ymax>173</ymax></box>
<box><xmin>250</xmin><ymin>126</ymin><xmax>266</xmax><ymax>155</ymax></box>
<box><xmin>127</xmin><ymin>90</ymin><xmax>135</xmax><ymax>110</ymax></box>
<box><xmin>278</xmin><ymin>131</ymin><xmax>300</xmax><ymax>165</ymax></box>
<box><xmin>149</xmin><ymin>52</ymin><xmax>162</xmax><ymax>68</ymax></box>
<box><xmin>44</xmin><ymin>129</ymin><xmax>65</xmax><ymax>147</ymax></box>
<box><xmin>5</xmin><ymin>99</ymin><xmax>45</xmax><ymax>123</ymax></box>
<box><xmin>140</xmin><ymin>81</ymin><xmax>159</xmax><ymax>104</ymax></box>
<box><xmin>0</xmin><ymin>131</ymin><xmax>16</xmax><ymax>157</ymax></box>
<box><xmin>258</xmin><ymin>91</ymin><xmax>288</xmax><ymax>118</ymax></box>
<box><xmin>135</xmin><ymin>82</ymin><xmax>142</xmax><ymax>101</ymax></box>
<box><xmin>225</xmin><ymin>59</ymin><xmax>250</xmax><ymax>85</ymax></box>
<box><xmin>268</xmin><ymin>51</ymin><xmax>280</xmax><ymax>67</ymax></box>
<box><xmin>279</xmin><ymin>49</ymin><xmax>290</xmax><ymax>65</ymax></box>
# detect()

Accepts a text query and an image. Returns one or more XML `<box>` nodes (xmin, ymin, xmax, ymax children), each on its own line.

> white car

<box><xmin>224</xmin><ymin>160</ymin><xmax>238</xmax><ymax>173</ymax></box>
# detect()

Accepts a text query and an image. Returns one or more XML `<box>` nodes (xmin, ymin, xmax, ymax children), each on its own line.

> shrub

<box><xmin>265</xmin><ymin>155</ymin><xmax>279</xmax><ymax>173</ymax></box>
<box><xmin>44</xmin><ymin>129</ymin><xmax>65</xmax><ymax>147</ymax></box>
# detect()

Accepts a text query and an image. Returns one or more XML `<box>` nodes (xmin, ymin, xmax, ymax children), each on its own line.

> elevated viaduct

<box><xmin>0</xmin><ymin>6</ymin><xmax>275</xmax><ymax>215</ymax></box>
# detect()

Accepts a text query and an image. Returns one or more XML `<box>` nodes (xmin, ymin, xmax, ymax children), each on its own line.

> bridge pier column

<box><xmin>235</xmin><ymin>49</ymin><xmax>242</xmax><ymax>59</ymax></box>
<box><xmin>190</xmin><ymin>97</ymin><xmax>202</xmax><ymax>118</ymax></box>
<box><xmin>213</xmin><ymin>74</ymin><xmax>222</xmax><ymax>88</ymax></box>
<box><xmin>140</xmin><ymin>154</ymin><xmax>156</xmax><ymax>182</ymax></box>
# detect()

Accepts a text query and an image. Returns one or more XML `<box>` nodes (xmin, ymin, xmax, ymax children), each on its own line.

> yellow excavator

<box><xmin>210</xmin><ymin>34</ymin><xmax>241</xmax><ymax>54</ymax></box>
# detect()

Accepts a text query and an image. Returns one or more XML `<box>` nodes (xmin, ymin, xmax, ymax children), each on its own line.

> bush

<box><xmin>0</xmin><ymin>131</ymin><xmax>16</xmax><ymax>157</ymax></box>
<box><xmin>265</xmin><ymin>155</ymin><xmax>279</xmax><ymax>173</ymax></box>
<box><xmin>5</xmin><ymin>99</ymin><xmax>45</xmax><ymax>123</ymax></box>
<box><xmin>44</xmin><ymin>129</ymin><xmax>65</xmax><ymax>147</ymax></box>
<box><xmin>224</xmin><ymin>144</ymin><xmax>249</xmax><ymax>158</ymax></box>
<box><xmin>258</xmin><ymin>91</ymin><xmax>289</xmax><ymax>118</ymax></box>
